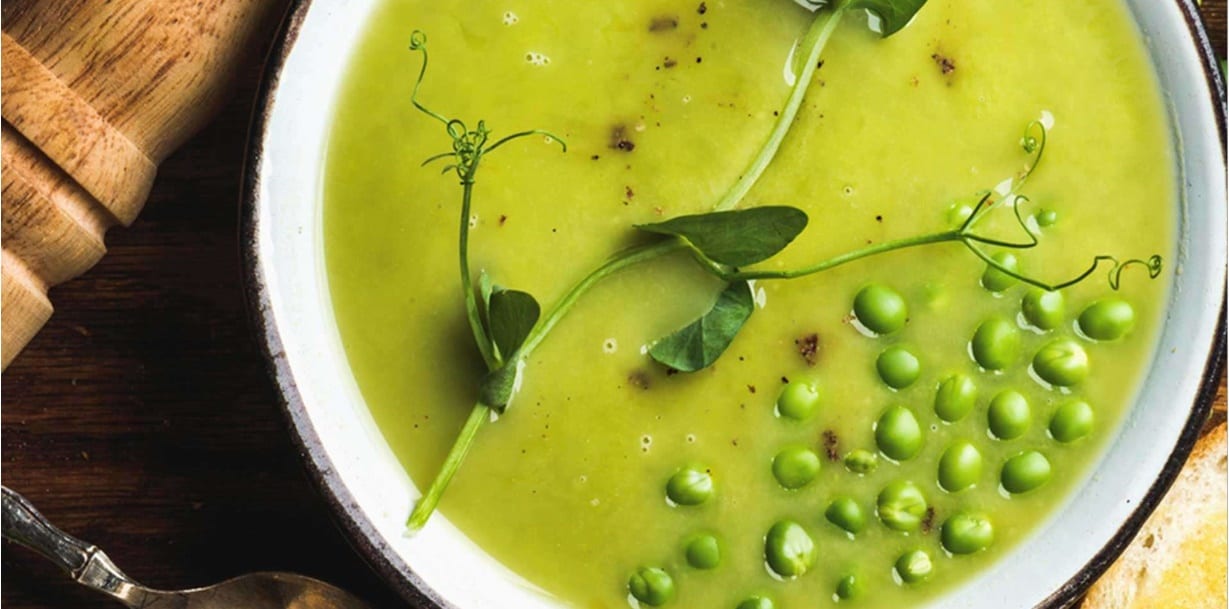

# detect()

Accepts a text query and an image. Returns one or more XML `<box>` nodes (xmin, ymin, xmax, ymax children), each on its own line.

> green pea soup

<box><xmin>325</xmin><ymin>0</ymin><xmax>1173</xmax><ymax>607</ymax></box>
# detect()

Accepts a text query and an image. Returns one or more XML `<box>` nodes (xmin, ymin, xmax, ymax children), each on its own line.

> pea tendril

<box><xmin>951</xmin><ymin>120</ymin><xmax>1161</xmax><ymax>292</ymax></box>
<box><xmin>712</xmin><ymin>119</ymin><xmax>1162</xmax><ymax>293</ymax></box>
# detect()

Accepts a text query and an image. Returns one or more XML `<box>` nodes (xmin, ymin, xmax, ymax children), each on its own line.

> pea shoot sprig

<box><xmin>403</xmin><ymin>30</ymin><xmax>566</xmax><ymax>531</ymax></box>
<box><xmin>638</xmin><ymin>119</ymin><xmax>1164</xmax><ymax>371</ymax></box>
<box><xmin>403</xmin><ymin>0</ymin><xmax>1161</xmax><ymax>532</ymax></box>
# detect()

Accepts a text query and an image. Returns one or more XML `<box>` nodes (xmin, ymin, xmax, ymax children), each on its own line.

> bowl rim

<box><xmin>239</xmin><ymin>2</ymin><xmax>1227</xmax><ymax>608</ymax></box>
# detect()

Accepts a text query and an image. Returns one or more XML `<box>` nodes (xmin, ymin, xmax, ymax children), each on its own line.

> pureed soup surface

<box><xmin>325</xmin><ymin>1</ymin><xmax>1173</xmax><ymax>607</ymax></box>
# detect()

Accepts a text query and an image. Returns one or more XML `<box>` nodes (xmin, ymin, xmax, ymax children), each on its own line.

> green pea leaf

<box><xmin>476</xmin><ymin>270</ymin><xmax>495</xmax><ymax>332</ymax></box>
<box><xmin>648</xmin><ymin>281</ymin><xmax>755</xmax><ymax>372</ymax></box>
<box><xmin>844</xmin><ymin>0</ymin><xmax>928</xmax><ymax>37</ymax></box>
<box><xmin>488</xmin><ymin>289</ymin><xmax>540</xmax><ymax>360</ymax></box>
<box><xmin>635</xmin><ymin>206</ymin><xmax>808</xmax><ymax>267</ymax></box>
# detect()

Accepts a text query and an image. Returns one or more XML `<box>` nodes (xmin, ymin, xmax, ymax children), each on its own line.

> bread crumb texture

<box><xmin>1084</xmin><ymin>424</ymin><xmax>1227</xmax><ymax>609</ymax></box>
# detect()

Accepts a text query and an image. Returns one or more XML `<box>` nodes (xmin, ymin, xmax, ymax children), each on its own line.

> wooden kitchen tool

<box><xmin>1</xmin><ymin>0</ymin><xmax>287</xmax><ymax>368</ymax></box>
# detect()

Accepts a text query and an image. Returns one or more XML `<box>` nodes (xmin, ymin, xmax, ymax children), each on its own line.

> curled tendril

<box><xmin>966</xmin><ymin>246</ymin><xmax>1164</xmax><ymax>292</ymax></box>
<box><xmin>961</xmin><ymin>121</ymin><xmax>1047</xmax><ymax>236</ymax></box>
<box><xmin>1109</xmin><ymin>255</ymin><xmax>1164</xmax><ymax>289</ymax></box>
<box><xmin>408</xmin><ymin>31</ymin><xmax>449</xmax><ymax>126</ymax></box>
<box><xmin>409</xmin><ymin>30</ymin><xmax>427</xmax><ymax>50</ymax></box>
<box><xmin>961</xmin><ymin>194</ymin><xmax>1038</xmax><ymax>249</ymax></box>
<box><xmin>407</xmin><ymin>29</ymin><xmax>566</xmax><ymax>183</ymax></box>
<box><xmin>955</xmin><ymin>119</ymin><xmax>1162</xmax><ymax>292</ymax></box>
<box><xmin>487</xmin><ymin>130</ymin><xmax>567</xmax><ymax>154</ymax></box>
<box><xmin>1020</xmin><ymin>120</ymin><xmax>1046</xmax><ymax>162</ymax></box>
<box><xmin>1016</xmin><ymin>119</ymin><xmax>1048</xmax><ymax>187</ymax></box>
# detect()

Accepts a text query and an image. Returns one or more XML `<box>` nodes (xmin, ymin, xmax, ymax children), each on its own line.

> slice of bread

<box><xmin>1083</xmin><ymin>422</ymin><xmax>1227</xmax><ymax>609</ymax></box>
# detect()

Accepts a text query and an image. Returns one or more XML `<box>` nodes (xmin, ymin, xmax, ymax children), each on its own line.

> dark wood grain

<box><xmin>2</xmin><ymin>3</ymin><xmax>1224</xmax><ymax>609</ymax></box>
<box><xmin>1207</xmin><ymin>1</ymin><xmax>1227</xmax><ymax>52</ymax></box>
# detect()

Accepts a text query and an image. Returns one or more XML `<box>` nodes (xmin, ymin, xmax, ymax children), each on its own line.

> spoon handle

<box><xmin>2</xmin><ymin>485</ymin><xmax>93</xmax><ymax>573</ymax></box>
<box><xmin>2</xmin><ymin>486</ymin><xmax>154</xmax><ymax>607</ymax></box>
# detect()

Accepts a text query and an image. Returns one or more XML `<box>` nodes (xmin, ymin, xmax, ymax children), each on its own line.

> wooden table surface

<box><xmin>2</xmin><ymin>4</ymin><xmax>1225</xmax><ymax>608</ymax></box>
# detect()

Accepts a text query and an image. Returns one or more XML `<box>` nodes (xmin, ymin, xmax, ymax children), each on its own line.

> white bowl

<box><xmin>242</xmin><ymin>2</ymin><xmax>1226</xmax><ymax>607</ymax></box>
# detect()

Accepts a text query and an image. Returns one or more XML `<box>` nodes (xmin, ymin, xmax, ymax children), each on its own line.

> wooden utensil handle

<box><xmin>0</xmin><ymin>0</ymin><xmax>287</xmax><ymax>368</ymax></box>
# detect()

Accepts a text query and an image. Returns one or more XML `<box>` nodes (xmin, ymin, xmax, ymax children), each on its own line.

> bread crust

<box><xmin>1082</xmin><ymin>423</ymin><xmax>1227</xmax><ymax>609</ymax></box>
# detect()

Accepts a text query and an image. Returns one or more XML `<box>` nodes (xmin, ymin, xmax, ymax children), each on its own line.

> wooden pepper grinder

<box><xmin>1</xmin><ymin>0</ymin><xmax>287</xmax><ymax>368</ymax></box>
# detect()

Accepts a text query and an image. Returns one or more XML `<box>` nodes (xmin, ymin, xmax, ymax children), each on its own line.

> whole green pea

<box><xmin>825</xmin><ymin>497</ymin><xmax>867</xmax><ymax>535</ymax></box>
<box><xmin>934</xmin><ymin>374</ymin><xmax>978</xmax><ymax>422</ymax></box>
<box><xmin>776</xmin><ymin>380</ymin><xmax>821</xmax><ymax>421</ymax></box>
<box><xmin>1022</xmin><ymin>289</ymin><xmax>1065</xmax><ymax>331</ymax></box>
<box><xmin>1032</xmin><ymin>339</ymin><xmax>1090</xmax><ymax>387</ymax></box>
<box><xmin>735</xmin><ymin>597</ymin><xmax>774</xmax><ymax>609</ymax></box>
<box><xmin>937</xmin><ymin>441</ymin><xmax>983</xmax><ymax>492</ymax></box>
<box><xmin>1049</xmin><ymin>399</ymin><xmax>1095</xmax><ymax>443</ymax></box>
<box><xmin>844</xmin><ymin>449</ymin><xmax>880</xmax><ymax>475</ymax></box>
<box><xmin>1001</xmin><ymin>451</ymin><xmax>1052</xmax><ymax>494</ymax></box>
<box><xmin>835</xmin><ymin>573</ymin><xmax>864</xmax><ymax>601</ymax></box>
<box><xmin>971</xmin><ymin>316</ymin><xmax>1021</xmax><ymax>371</ymax></box>
<box><xmin>875</xmin><ymin>406</ymin><xmax>923</xmax><ymax>461</ymax></box>
<box><xmin>684</xmin><ymin>534</ymin><xmax>721</xmax><ymax>570</ymax></box>
<box><xmin>941</xmin><ymin>512</ymin><xmax>995</xmax><ymax>555</ymax></box>
<box><xmin>947</xmin><ymin>202</ymin><xmax>974</xmax><ymax>228</ymax></box>
<box><xmin>894</xmin><ymin>549</ymin><xmax>934</xmax><ymax>584</ymax></box>
<box><xmin>1078</xmin><ymin>299</ymin><xmax>1136</xmax><ymax>341</ymax></box>
<box><xmin>987</xmin><ymin>390</ymin><xmax>1031</xmax><ymax>440</ymax></box>
<box><xmin>876</xmin><ymin>346</ymin><xmax>921</xmax><ymax>389</ymax></box>
<box><xmin>981</xmin><ymin>252</ymin><xmax>1020</xmax><ymax>292</ymax></box>
<box><xmin>764</xmin><ymin>520</ymin><xmax>817</xmax><ymax>578</ymax></box>
<box><xmin>666</xmin><ymin>467</ymin><xmax>714</xmax><ymax>506</ymax></box>
<box><xmin>628</xmin><ymin>567</ymin><xmax>675</xmax><ymax>606</ymax></box>
<box><xmin>1034</xmin><ymin>208</ymin><xmax>1059</xmax><ymax>227</ymax></box>
<box><xmin>853</xmin><ymin>284</ymin><xmax>908</xmax><ymax>335</ymax></box>
<box><xmin>877</xmin><ymin>480</ymin><xmax>928</xmax><ymax>532</ymax></box>
<box><xmin>772</xmin><ymin>446</ymin><xmax>821</xmax><ymax>490</ymax></box>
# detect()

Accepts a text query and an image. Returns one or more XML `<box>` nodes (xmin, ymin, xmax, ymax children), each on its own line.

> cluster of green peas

<box><xmin>626</xmin><ymin>268</ymin><xmax>1136</xmax><ymax>607</ymax></box>
<box><xmin>860</xmin><ymin>272</ymin><xmax>1135</xmax><ymax>395</ymax></box>
<box><xmin>852</xmin><ymin>269</ymin><xmax>1136</xmax><ymax>578</ymax></box>
<box><xmin>860</xmin><ymin>271</ymin><xmax>1134</xmax><ymax>474</ymax></box>
<box><xmin>625</xmin><ymin>465</ymin><xmax>717</xmax><ymax>607</ymax></box>
<box><xmin>626</xmin><ymin>385</ymin><xmax>925</xmax><ymax>606</ymax></box>
<box><xmin>625</xmin><ymin>385</ymin><xmax>844</xmax><ymax>608</ymax></box>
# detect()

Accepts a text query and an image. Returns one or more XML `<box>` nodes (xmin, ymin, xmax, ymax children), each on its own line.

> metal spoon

<box><xmin>2</xmin><ymin>486</ymin><xmax>373</xmax><ymax>609</ymax></box>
